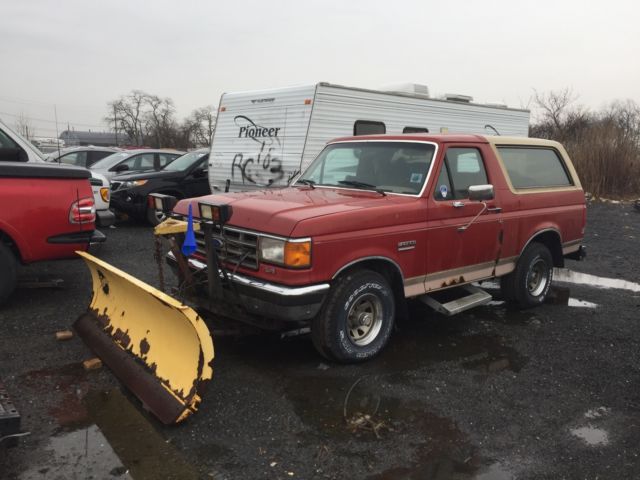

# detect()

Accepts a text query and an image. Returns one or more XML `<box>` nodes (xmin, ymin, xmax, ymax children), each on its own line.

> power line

<box><xmin>0</xmin><ymin>95</ymin><xmax>104</xmax><ymax>111</ymax></box>
<box><xmin>0</xmin><ymin>110</ymin><xmax>107</xmax><ymax>129</ymax></box>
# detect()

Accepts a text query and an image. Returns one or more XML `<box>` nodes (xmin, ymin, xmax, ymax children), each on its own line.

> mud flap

<box><xmin>73</xmin><ymin>251</ymin><xmax>214</xmax><ymax>425</ymax></box>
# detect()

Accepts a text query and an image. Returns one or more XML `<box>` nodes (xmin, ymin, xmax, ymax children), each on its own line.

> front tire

<box><xmin>0</xmin><ymin>243</ymin><xmax>17</xmax><ymax>305</ymax></box>
<box><xmin>311</xmin><ymin>269</ymin><xmax>395</xmax><ymax>363</ymax></box>
<box><xmin>501</xmin><ymin>242</ymin><xmax>553</xmax><ymax>308</ymax></box>
<box><xmin>146</xmin><ymin>204</ymin><xmax>167</xmax><ymax>226</ymax></box>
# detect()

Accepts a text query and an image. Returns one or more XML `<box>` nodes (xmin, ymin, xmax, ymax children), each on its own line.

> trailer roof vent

<box><xmin>380</xmin><ymin>83</ymin><xmax>430</xmax><ymax>98</ymax></box>
<box><xmin>444</xmin><ymin>93</ymin><xmax>473</xmax><ymax>103</ymax></box>
<box><xmin>484</xmin><ymin>102</ymin><xmax>508</xmax><ymax>109</ymax></box>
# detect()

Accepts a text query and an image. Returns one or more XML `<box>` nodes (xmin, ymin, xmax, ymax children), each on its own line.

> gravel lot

<box><xmin>1</xmin><ymin>201</ymin><xmax>639</xmax><ymax>479</ymax></box>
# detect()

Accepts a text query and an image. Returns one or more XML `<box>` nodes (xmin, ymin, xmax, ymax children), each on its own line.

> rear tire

<box><xmin>311</xmin><ymin>269</ymin><xmax>395</xmax><ymax>363</ymax></box>
<box><xmin>0</xmin><ymin>243</ymin><xmax>17</xmax><ymax>305</ymax></box>
<box><xmin>500</xmin><ymin>242</ymin><xmax>553</xmax><ymax>308</ymax></box>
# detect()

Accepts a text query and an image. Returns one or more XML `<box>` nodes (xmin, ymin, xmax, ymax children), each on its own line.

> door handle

<box><xmin>452</xmin><ymin>201</ymin><xmax>465</xmax><ymax>208</ymax></box>
<box><xmin>487</xmin><ymin>206</ymin><xmax>502</xmax><ymax>213</ymax></box>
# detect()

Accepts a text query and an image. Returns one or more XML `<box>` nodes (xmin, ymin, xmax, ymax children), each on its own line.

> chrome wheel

<box><xmin>347</xmin><ymin>293</ymin><xmax>383</xmax><ymax>346</ymax></box>
<box><xmin>527</xmin><ymin>257</ymin><xmax>550</xmax><ymax>297</ymax></box>
<box><xmin>154</xmin><ymin>210</ymin><xmax>166</xmax><ymax>224</ymax></box>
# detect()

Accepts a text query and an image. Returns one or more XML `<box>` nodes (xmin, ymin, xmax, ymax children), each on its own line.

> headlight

<box><xmin>122</xmin><ymin>180</ymin><xmax>148</xmax><ymax>189</ymax></box>
<box><xmin>100</xmin><ymin>187</ymin><xmax>110</xmax><ymax>202</ymax></box>
<box><xmin>199</xmin><ymin>202</ymin><xmax>233</xmax><ymax>224</ymax></box>
<box><xmin>259</xmin><ymin>237</ymin><xmax>311</xmax><ymax>268</ymax></box>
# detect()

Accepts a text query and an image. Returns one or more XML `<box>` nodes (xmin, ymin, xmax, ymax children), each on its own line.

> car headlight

<box><xmin>100</xmin><ymin>187</ymin><xmax>110</xmax><ymax>202</ymax></box>
<box><xmin>121</xmin><ymin>180</ymin><xmax>148</xmax><ymax>189</ymax></box>
<box><xmin>259</xmin><ymin>237</ymin><xmax>311</xmax><ymax>268</ymax></box>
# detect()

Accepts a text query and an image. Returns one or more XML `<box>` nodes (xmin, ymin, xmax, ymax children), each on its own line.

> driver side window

<box><xmin>434</xmin><ymin>148</ymin><xmax>488</xmax><ymax>200</ymax></box>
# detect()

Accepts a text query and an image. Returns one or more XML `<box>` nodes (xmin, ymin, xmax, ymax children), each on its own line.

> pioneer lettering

<box><xmin>238</xmin><ymin>125</ymin><xmax>281</xmax><ymax>139</ymax></box>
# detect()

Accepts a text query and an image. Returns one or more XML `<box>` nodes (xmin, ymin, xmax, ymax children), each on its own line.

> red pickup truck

<box><xmin>162</xmin><ymin>134</ymin><xmax>585</xmax><ymax>362</ymax></box>
<box><xmin>0</xmin><ymin>162</ymin><xmax>105</xmax><ymax>304</ymax></box>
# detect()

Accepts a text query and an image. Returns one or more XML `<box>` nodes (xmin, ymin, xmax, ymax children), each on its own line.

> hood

<box><xmin>112</xmin><ymin>169</ymin><xmax>182</xmax><ymax>182</ymax></box>
<box><xmin>174</xmin><ymin>186</ymin><xmax>424</xmax><ymax>237</ymax></box>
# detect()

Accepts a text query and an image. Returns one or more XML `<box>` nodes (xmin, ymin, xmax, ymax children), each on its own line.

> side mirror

<box><xmin>468</xmin><ymin>184</ymin><xmax>494</xmax><ymax>201</ymax></box>
<box><xmin>192</xmin><ymin>168</ymin><xmax>207</xmax><ymax>178</ymax></box>
<box><xmin>113</xmin><ymin>163</ymin><xmax>129</xmax><ymax>172</ymax></box>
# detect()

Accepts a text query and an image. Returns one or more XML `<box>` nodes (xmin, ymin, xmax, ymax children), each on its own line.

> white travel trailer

<box><xmin>208</xmin><ymin>82</ymin><xmax>530</xmax><ymax>192</ymax></box>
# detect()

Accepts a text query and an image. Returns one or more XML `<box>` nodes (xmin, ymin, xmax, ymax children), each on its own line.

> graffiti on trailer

<box><xmin>231</xmin><ymin>115</ymin><xmax>291</xmax><ymax>186</ymax></box>
<box><xmin>231</xmin><ymin>143</ymin><xmax>284</xmax><ymax>186</ymax></box>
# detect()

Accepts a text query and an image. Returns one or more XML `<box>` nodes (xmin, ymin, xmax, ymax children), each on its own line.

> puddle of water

<box><xmin>282</xmin><ymin>372</ymin><xmax>514</xmax><ymax>479</ymax></box>
<box><xmin>83</xmin><ymin>389</ymin><xmax>200</xmax><ymax>480</ymax></box>
<box><xmin>568</xmin><ymin>298</ymin><xmax>598</xmax><ymax>308</ymax></box>
<box><xmin>21</xmin><ymin>363</ymin><xmax>90</xmax><ymax>428</ymax></box>
<box><xmin>381</xmin><ymin>324</ymin><xmax>527</xmax><ymax>376</ymax></box>
<box><xmin>18</xmin><ymin>363</ymin><xmax>201</xmax><ymax>480</ymax></box>
<box><xmin>554</xmin><ymin>268</ymin><xmax>640</xmax><ymax>292</ymax></box>
<box><xmin>18</xmin><ymin>425</ymin><xmax>130</xmax><ymax>479</ymax></box>
<box><xmin>570</xmin><ymin>426</ymin><xmax>609</xmax><ymax>446</ymax></box>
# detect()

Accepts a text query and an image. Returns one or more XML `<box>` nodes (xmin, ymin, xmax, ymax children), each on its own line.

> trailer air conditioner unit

<box><xmin>380</xmin><ymin>83</ymin><xmax>430</xmax><ymax>98</ymax></box>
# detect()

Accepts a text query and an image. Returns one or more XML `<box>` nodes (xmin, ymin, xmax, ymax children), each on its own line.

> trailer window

<box><xmin>498</xmin><ymin>147</ymin><xmax>572</xmax><ymax>189</ymax></box>
<box><xmin>403</xmin><ymin>126</ymin><xmax>429</xmax><ymax>134</ymax></box>
<box><xmin>353</xmin><ymin>120</ymin><xmax>386</xmax><ymax>136</ymax></box>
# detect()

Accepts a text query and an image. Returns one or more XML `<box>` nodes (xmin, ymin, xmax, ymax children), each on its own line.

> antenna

<box><xmin>54</xmin><ymin>104</ymin><xmax>62</xmax><ymax>161</ymax></box>
<box><xmin>484</xmin><ymin>124</ymin><xmax>500</xmax><ymax>136</ymax></box>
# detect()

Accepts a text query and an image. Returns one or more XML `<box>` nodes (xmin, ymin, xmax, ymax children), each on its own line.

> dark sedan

<box><xmin>110</xmin><ymin>148</ymin><xmax>210</xmax><ymax>225</ymax></box>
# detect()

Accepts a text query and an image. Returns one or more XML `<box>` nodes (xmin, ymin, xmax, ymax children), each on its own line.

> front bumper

<box><xmin>166</xmin><ymin>252</ymin><xmax>329</xmax><ymax>325</ymax></box>
<box><xmin>110</xmin><ymin>190</ymin><xmax>146</xmax><ymax>216</ymax></box>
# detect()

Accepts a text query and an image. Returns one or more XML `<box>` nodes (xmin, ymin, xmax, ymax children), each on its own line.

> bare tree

<box><xmin>185</xmin><ymin>106</ymin><xmax>216</xmax><ymax>147</ymax></box>
<box><xmin>145</xmin><ymin>94</ymin><xmax>177</xmax><ymax>148</ymax></box>
<box><xmin>105</xmin><ymin>91</ymin><xmax>216</xmax><ymax>149</ymax></box>
<box><xmin>14</xmin><ymin>112</ymin><xmax>35</xmax><ymax>140</ymax></box>
<box><xmin>530</xmin><ymin>88</ymin><xmax>590</xmax><ymax>141</ymax></box>
<box><xmin>105</xmin><ymin>90</ymin><xmax>148</xmax><ymax>146</ymax></box>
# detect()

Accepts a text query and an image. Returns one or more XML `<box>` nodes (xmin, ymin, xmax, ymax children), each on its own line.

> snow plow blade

<box><xmin>73</xmin><ymin>251</ymin><xmax>214</xmax><ymax>425</ymax></box>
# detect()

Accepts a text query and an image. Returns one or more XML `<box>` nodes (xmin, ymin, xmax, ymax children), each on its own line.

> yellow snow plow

<box><xmin>73</xmin><ymin>250</ymin><xmax>214</xmax><ymax>425</ymax></box>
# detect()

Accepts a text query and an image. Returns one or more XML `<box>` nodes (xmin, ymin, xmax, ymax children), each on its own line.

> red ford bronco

<box><xmin>162</xmin><ymin>134</ymin><xmax>586</xmax><ymax>363</ymax></box>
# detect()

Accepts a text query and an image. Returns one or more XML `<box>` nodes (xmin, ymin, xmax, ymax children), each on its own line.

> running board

<box><xmin>419</xmin><ymin>285</ymin><xmax>492</xmax><ymax>316</ymax></box>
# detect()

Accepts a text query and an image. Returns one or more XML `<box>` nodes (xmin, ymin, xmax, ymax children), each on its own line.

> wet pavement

<box><xmin>1</xmin><ymin>201</ymin><xmax>640</xmax><ymax>479</ymax></box>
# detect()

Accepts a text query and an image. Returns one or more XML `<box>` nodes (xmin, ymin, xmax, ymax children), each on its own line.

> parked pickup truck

<box><xmin>0</xmin><ymin>162</ymin><xmax>105</xmax><ymax>304</ymax></box>
<box><xmin>159</xmin><ymin>134</ymin><xmax>586</xmax><ymax>363</ymax></box>
<box><xmin>0</xmin><ymin>117</ymin><xmax>115</xmax><ymax>227</ymax></box>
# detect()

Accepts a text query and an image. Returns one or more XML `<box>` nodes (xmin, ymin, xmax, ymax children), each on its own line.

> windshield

<box><xmin>162</xmin><ymin>150</ymin><xmax>208</xmax><ymax>171</ymax></box>
<box><xmin>89</xmin><ymin>151</ymin><xmax>131</xmax><ymax>170</ymax></box>
<box><xmin>296</xmin><ymin>142</ymin><xmax>436</xmax><ymax>195</ymax></box>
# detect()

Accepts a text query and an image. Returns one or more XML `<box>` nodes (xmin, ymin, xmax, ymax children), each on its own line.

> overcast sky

<box><xmin>1</xmin><ymin>0</ymin><xmax>638</xmax><ymax>137</ymax></box>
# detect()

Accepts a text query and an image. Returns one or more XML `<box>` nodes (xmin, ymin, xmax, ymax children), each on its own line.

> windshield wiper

<box><xmin>296</xmin><ymin>179</ymin><xmax>316</xmax><ymax>189</ymax></box>
<box><xmin>338</xmin><ymin>180</ymin><xmax>386</xmax><ymax>196</ymax></box>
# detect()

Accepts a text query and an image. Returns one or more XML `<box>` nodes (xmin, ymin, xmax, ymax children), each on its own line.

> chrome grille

<box><xmin>195</xmin><ymin>225</ymin><xmax>259</xmax><ymax>270</ymax></box>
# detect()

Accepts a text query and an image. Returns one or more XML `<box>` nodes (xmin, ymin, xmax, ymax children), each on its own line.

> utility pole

<box><xmin>54</xmin><ymin>105</ymin><xmax>61</xmax><ymax>159</ymax></box>
<box><xmin>113</xmin><ymin>104</ymin><xmax>118</xmax><ymax>146</ymax></box>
